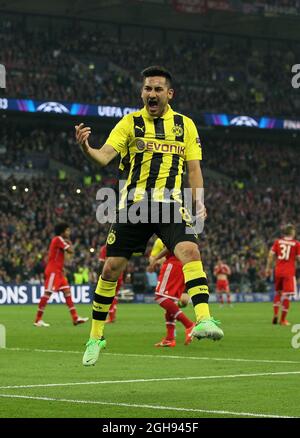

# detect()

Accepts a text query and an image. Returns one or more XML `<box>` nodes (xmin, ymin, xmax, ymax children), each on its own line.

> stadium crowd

<box><xmin>1</xmin><ymin>16</ymin><xmax>300</xmax><ymax>117</ymax></box>
<box><xmin>1</xmin><ymin>12</ymin><xmax>300</xmax><ymax>293</ymax></box>
<box><xmin>0</xmin><ymin>126</ymin><xmax>299</xmax><ymax>292</ymax></box>
<box><xmin>0</xmin><ymin>125</ymin><xmax>108</xmax><ymax>175</ymax></box>
<box><xmin>1</xmin><ymin>124</ymin><xmax>299</xmax><ymax>189</ymax></box>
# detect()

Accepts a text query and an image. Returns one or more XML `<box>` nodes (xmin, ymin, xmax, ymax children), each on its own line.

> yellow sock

<box><xmin>90</xmin><ymin>276</ymin><xmax>117</xmax><ymax>339</ymax></box>
<box><xmin>182</xmin><ymin>260</ymin><xmax>210</xmax><ymax>322</ymax></box>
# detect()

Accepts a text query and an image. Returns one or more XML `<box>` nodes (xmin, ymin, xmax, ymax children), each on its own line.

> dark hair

<box><xmin>141</xmin><ymin>66</ymin><xmax>173</xmax><ymax>87</ymax></box>
<box><xmin>54</xmin><ymin>222</ymin><xmax>70</xmax><ymax>236</ymax></box>
<box><xmin>283</xmin><ymin>223</ymin><xmax>295</xmax><ymax>236</ymax></box>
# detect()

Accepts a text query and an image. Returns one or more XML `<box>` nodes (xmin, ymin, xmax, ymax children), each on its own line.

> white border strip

<box><xmin>0</xmin><ymin>394</ymin><xmax>295</xmax><ymax>418</ymax></box>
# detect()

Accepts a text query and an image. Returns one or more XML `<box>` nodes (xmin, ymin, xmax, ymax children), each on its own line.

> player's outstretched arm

<box><xmin>75</xmin><ymin>123</ymin><xmax>118</xmax><ymax>167</ymax></box>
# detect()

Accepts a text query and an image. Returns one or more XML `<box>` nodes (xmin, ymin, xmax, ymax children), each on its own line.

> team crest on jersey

<box><xmin>136</xmin><ymin>139</ymin><xmax>146</xmax><ymax>151</ymax></box>
<box><xmin>172</xmin><ymin>124</ymin><xmax>184</xmax><ymax>137</ymax></box>
<box><xmin>107</xmin><ymin>230</ymin><xmax>116</xmax><ymax>245</ymax></box>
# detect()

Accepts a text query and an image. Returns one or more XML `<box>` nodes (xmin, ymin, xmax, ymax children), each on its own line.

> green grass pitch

<box><xmin>0</xmin><ymin>302</ymin><xmax>300</xmax><ymax>418</ymax></box>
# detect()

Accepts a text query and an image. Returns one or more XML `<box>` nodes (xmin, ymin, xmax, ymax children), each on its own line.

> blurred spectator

<box><xmin>1</xmin><ymin>16</ymin><xmax>300</xmax><ymax>117</ymax></box>
<box><xmin>0</xmin><ymin>131</ymin><xmax>299</xmax><ymax>292</ymax></box>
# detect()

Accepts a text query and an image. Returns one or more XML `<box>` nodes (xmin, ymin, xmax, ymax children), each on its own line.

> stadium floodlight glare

<box><xmin>12</xmin><ymin>185</ymin><xmax>17</xmax><ymax>191</ymax></box>
<box><xmin>229</xmin><ymin>75</ymin><xmax>235</xmax><ymax>82</ymax></box>
<box><xmin>76</xmin><ymin>188</ymin><xmax>81</xmax><ymax>194</ymax></box>
<box><xmin>90</xmin><ymin>248</ymin><xmax>95</xmax><ymax>253</ymax></box>
<box><xmin>24</xmin><ymin>188</ymin><xmax>29</xmax><ymax>192</ymax></box>
<box><xmin>89</xmin><ymin>63</ymin><xmax>95</xmax><ymax>70</ymax></box>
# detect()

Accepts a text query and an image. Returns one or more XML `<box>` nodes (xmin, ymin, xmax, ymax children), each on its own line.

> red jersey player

<box><xmin>148</xmin><ymin>238</ymin><xmax>195</xmax><ymax>347</ymax></box>
<box><xmin>99</xmin><ymin>244</ymin><xmax>123</xmax><ymax>323</ymax></box>
<box><xmin>265</xmin><ymin>224</ymin><xmax>300</xmax><ymax>326</ymax></box>
<box><xmin>34</xmin><ymin>223</ymin><xmax>88</xmax><ymax>327</ymax></box>
<box><xmin>214</xmin><ymin>258</ymin><xmax>232</xmax><ymax>306</ymax></box>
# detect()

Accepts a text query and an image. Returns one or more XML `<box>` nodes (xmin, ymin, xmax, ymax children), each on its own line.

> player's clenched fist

<box><xmin>75</xmin><ymin>123</ymin><xmax>91</xmax><ymax>152</ymax></box>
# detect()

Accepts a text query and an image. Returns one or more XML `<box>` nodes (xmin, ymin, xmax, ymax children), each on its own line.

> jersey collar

<box><xmin>140</xmin><ymin>104</ymin><xmax>174</xmax><ymax>120</ymax></box>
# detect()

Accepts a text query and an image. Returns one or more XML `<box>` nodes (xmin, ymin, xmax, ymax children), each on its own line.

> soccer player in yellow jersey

<box><xmin>75</xmin><ymin>66</ymin><xmax>224</xmax><ymax>366</ymax></box>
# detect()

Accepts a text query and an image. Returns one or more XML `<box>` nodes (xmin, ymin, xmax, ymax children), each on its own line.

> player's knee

<box><xmin>178</xmin><ymin>293</ymin><xmax>189</xmax><ymax>308</ymax></box>
<box><xmin>174</xmin><ymin>242</ymin><xmax>200</xmax><ymax>264</ymax></box>
<box><xmin>102</xmin><ymin>258</ymin><xmax>124</xmax><ymax>281</ymax></box>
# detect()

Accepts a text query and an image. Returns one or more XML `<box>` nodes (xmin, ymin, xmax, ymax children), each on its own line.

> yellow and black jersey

<box><xmin>150</xmin><ymin>237</ymin><xmax>165</xmax><ymax>258</ymax></box>
<box><xmin>105</xmin><ymin>104</ymin><xmax>202</xmax><ymax>208</ymax></box>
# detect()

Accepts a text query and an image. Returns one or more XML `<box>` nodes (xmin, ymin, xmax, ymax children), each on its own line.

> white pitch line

<box><xmin>4</xmin><ymin>347</ymin><xmax>300</xmax><ymax>365</ymax></box>
<box><xmin>0</xmin><ymin>394</ymin><xmax>296</xmax><ymax>418</ymax></box>
<box><xmin>1</xmin><ymin>370</ymin><xmax>300</xmax><ymax>390</ymax></box>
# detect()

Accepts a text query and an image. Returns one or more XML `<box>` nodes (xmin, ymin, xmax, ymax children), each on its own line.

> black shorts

<box><xmin>106</xmin><ymin>201</ymin><xmax>198</xmax><ymax>259</ymax></box>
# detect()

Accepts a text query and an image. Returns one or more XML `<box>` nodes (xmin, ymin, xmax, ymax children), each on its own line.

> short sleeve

<box><xmin>271</xmin><ymin>240</ymin><xmax>278</xmax><ymax>254</ymax></box>
<box><xmin>185</xmin><ymin>118</ymin><xmax>202</xmax><ymax>161</ymax></box>
<box><xmin>105</xmin><ymin>116</ymin><xmax>131</xmax><ymax>154</ymax></box>
<box><xmin>56</xmin><ymin>236</ymin><xmax>70</xmax><ymax>250</ymax></box>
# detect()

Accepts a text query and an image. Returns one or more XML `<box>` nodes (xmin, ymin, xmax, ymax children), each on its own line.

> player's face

<box><xmin>63</xmin><ymin>228</ymin><xmax>71</xmax><ymax>239</ymax></box>
<box><xmin>141</xmin><ymin>76</ymin><xmax>174</xmax><ymax>117</ymax></box>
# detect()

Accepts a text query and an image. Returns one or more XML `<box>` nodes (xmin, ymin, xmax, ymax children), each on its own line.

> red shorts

<box><xmin>216</xmin><ymin>279</ymin><xmax>230</xmax><ymax>293</ymax></box>
<box><xmin>275</xmin><ymin>275</ymin><xmax>297</xmax><ymax>294</ymax></box>
<box><xmin>44</xmin><ymin>271</ymin><xmax>70</xmax><ymax>292</ymax></box>
<box><xmin>155</xmin><ymin>259</ymin><xmax>185</xmax><ymax>301</ymax></box>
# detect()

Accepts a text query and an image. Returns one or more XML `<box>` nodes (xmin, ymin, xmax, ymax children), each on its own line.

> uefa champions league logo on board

<box><xmin>36</xmin><ymin>101</ymin><xmax>69</xmax><ymax>113</ymax></box>
<box><xmin>230</xmin><ymin>116</ymin><xmax>258</xmax><ymax>127</ymax></box>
